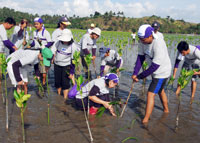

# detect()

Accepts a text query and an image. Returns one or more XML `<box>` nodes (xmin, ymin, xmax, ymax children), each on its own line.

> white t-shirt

<box><xmin>7</xmin><ymin>49</ymin><xmax>40</xmax><ymax>66</ymax></box>
<box><xmin>79</xmin><ymin>33</ymin><xmax>97</xmax><ymax>55</ymax></box>
<box><xmin>177</xmin><ymin>45</ymin><xmax>200</xmax><ymax>65</ymax></box>
<box><xmin>33</xmin><ymin>28</ymin><xmax>52</xmax><ymax>49</ymax></box>
<box><xmin>0</xmin><ymin>24</ymin><xmax>8</xmax><ymax>52</ymax></box>
<box><xmin>138</xmin><ymin>37</ymin><xmax>172</xmax><ymax>78</ymax></box>
<box><xmin>11</xmin><ymin>25</ymin><xmax>29</xmax><ymax>49</ymax></box>
<box><xmin>54</xmin><ymin>42</ymin><xmax>80</xmax><ymax>66</ymax></box>
<box><xmin>131</xmin><ymin>33</ymin><xmax>136</xmax><ymax>39</ymax></box>
<box><xmin>101</xmin><ymin>50</ymin><xmax>121</xmax><ymax>66</ymax></box>
<box><xmin>155</xmin><ymin>31</ymin><xmax>164</xmax><ymax>39</ymax></box>
<box><xmin>52</xmin><ymin>28</ymin><xmax>62</xmax><ymax>42</ymax></box>
<box><xmin>76</xmin><ymin>77</ymin><xmax>109</xmax><ymax>99</ymax></box>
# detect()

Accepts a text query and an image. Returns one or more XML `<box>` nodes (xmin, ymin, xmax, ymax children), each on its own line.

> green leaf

<box><xmin>16</xmin><ymin>101</ymin><xmax>22</xmax><ymax>108</ymax></box>
<box><xmin>121</xmin><ymin>137</ymin><xmax>138</xmax><ymax>143</ymax></box>
<box><xmin>21</xmin><ymin>94</ymin><xmax>31</xmax><ymax>102</ymax></box>
<box><xmin>96</xmin><ymin>107</ymin><xmax>106</xmax><ymax>118</ymax></box>
<box><xmin>13</xmin><ymin>90</ymin><xmax>20</xmax><ymax>101</ymax></box>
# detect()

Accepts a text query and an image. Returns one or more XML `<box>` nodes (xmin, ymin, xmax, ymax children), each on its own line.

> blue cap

<box><xmin>138</xmin><ymin>24</ymin><xmax>154</xmax><ymax>39</ymax></box>
<box><xmin>34</xmin><ymin>17</ymin><xmax>43</xmax><ymax>23</ymax></box>
<box><xmin>105</xmin><ymin>73</ymin><xmax>119</xmax><ymax>83</ymax></box>
<box><xmin>99</xmin><ymin>47</ymin><xmax>110</xmax><ymax>57</ymax></box>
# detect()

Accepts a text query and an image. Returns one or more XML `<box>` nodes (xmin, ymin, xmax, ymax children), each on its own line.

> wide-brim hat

<box><xmin>57</xmin><ymin>29</ymin><xmax>73</xmax><ymax>42</ymax></box>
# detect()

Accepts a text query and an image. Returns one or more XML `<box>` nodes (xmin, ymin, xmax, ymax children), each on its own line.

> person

<box><xmin>52</xmin><ymin>17</ymin><xmax>71</xmax><ymax>43</ymax></box>
<box><xmin>0</xmin><ymin>17</ymin><xmax>18</xmax><ymax>54</ymax></box>
<box><xmin>132</xmin><ymin>24</ymin><xmax>171</xmax><ymax>124</ymax></box>
<box><xmin>172</xmin><ymin>41</ymin><xmax>200</xmax><ymax>104</ymax></box>
<box><xmin>79</xmin><ymin>27</ymin><xmax>101</xmax><ymax>79</ymax></box>
<box><xmin>151</xmin><ymin>21</ymin><xmax>164</xmax><ymax>39</ymax></box>
<box><xmin>131</xmin><ymin>29</ymin><xmax>136</xmax><ymax>44</ymax></box>
<box><xmin>11</xmin><ymin>19</ymin><xmax>29</xmax><ymax>49</ymax></box>
<box><xmin>29</xmin><ymin>17</ymin><xmax>53</xmax><ymax>86</ymax></box>
<box><xmin>7</xmin><ymin>47</ymin><xmax>53</xmax><ymax>94</ymax></box>
<box><xmin>99</xmin><ymin>47</ymin><xmax>123</xmax><ymax>76</ymax></box>
<box><xmin>52</xmin><ymin>29</ymin><xmax>80</xmax><ymax>100</ymax></box>
<box><xmin>87</xmin><ymin>23</ymin><xmax>95</xmax><ymax>34</ymax></box>
<box><xmin>75</xmin><ymin>73</ymin><xmax>119</xmax><ymax>116</ymax></box>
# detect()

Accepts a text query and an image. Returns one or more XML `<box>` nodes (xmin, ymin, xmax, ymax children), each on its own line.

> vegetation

<box><xmin>1</xmin><ymin>7</ymin><xmax>200</xmax><ymax>34</ymax></box>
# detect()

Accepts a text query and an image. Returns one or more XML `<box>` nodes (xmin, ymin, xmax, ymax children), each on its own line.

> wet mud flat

<box><xmin>0</xmin><ymin>66</ymin><xmax>200</xmax><ymax>143</ymax></box>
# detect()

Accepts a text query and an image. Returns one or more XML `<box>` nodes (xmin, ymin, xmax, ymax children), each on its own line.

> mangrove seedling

<box><xmin>76</xmin><ymin>75</ymin><xmax>93</xmax><ymax>142</ymax></box>
<box><xmin>121</xmin><ymin>137</ymin><xmax>138</xmax><ymax>143</ymax></box>
<box><xmin>0</xmin><ymin>54</ymin><xmax>11</xmax><ymax>131</ymax></box>
<box><xmin>72</xmin><ymin>51</ymin><xmax>81</xmax><ymax>75</ymax></box>
<box><xmin>142</xmin><ymin>61</ymin><xmax>148</xmax><ymax>94</ymax></box>
<box><xmin>84</xmin><ymin>54</ymin><xmax>93</xmax><ymax>81</ymax></box>
<box><xmin>34</xmin><ymin>76</ymin><xmax>44</xmax><ymax>97</ymax></box>
<box><xmin>13</xmin><ymin>90</ymin><xmax>31</xmax><ymax>143</ymax></box>
<box><xmin>96</xmin><ymin>101</ymin><xmax>121</xmax><ymax>118</ymax></box>
<box><xmin>175</xmin><ymin>68</ymin><xmax>197</xmax><ymax>131</ymax></box>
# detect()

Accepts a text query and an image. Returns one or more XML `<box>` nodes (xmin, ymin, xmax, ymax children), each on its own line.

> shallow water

<box><xmin>0</xmin><ymin>43</ymin><xmax>200</xmax><ymax>143</ymax></box>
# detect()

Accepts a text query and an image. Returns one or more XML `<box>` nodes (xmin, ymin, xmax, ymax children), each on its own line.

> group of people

<box><xmin>0</xmin><ymin>16</ymin><xmax>199</xmax><ymax>124</ymax></box>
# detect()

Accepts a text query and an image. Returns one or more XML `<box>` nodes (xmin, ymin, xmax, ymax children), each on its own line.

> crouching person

<box><xmin>99</xmin><ymin>47</ymin><xmax>123</xmax><ymax>76</ymax></box>
<box><xmin>7</xmin><ymin>48</ymin><xmax>53</xmax><ymax>94</ymax></box>
<box><xmin>74</xmin><ymin>73</ymin><xmax>119</xmax><ymax>116</ymax></box>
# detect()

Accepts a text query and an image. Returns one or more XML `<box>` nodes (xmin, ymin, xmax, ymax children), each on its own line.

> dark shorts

<box><xmin>54</xmin><ymin>64</ymin><xmax>71</xmax><ymax>90</ymax></box>
<box><xmin>148</xmin><ymin>78</ymin><xmax>168</xmax><ymax>94</ymax></box>
<box><xmin>76</xmin><ymin>94</ymin><xmax>110</xmax><ymax>109</ymax></box>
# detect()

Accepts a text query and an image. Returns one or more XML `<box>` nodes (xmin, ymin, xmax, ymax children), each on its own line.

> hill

<box><xmin>0</xmin><ymin>7</ymin><xmax>200</xmax><ymax>34</ymax></box>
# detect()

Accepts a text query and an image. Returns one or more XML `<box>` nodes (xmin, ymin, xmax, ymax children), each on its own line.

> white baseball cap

<box><xmin>57</xmin><ymin>29</ymin><xmax>73</xmax><ymax>42</ymax></box>
<box><xmin>91</xmin><ymin>27</ymin><xmax>101</xmax><ymax>36</ymax></box>
<box><xmin>137</xmin><ymin>24</ymin><xmax>154</xmax><ymax>39</ymax></box>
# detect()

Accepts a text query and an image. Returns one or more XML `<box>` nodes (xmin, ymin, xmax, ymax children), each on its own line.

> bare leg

<box><xmin>57</xmin><ymin>87</ymin><xmax>61</xmax><ymax>95</ymax></box>
<box><xmin>63</xmin><ymin>89</ymin><xmax>69</xmax><ymax>100</ymax></box>
<box><xmin>158</xmin><ymin>89</ymin><xmax>169</xmax><ymax>113</ymax></box>
<box><xmin>42</xmin><ymin>73</ymin><xmax>46</xmax><ymax>85</ymax></box>
<box><xmin>142</xmin><ymin>92</ymin><xmax>156</xmax><ymax>123</ymax></box>
<box><xmin>190</xmin><ymin>81</ymin><xmax>197</xmax><ymax>104</ymax></box>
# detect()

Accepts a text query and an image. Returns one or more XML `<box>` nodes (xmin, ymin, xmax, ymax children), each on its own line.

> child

<box><xmin>7</xmin><ymin>48</ymin><xmax>53</xmax><ymax>94</ymax></box>
<box><xmin>52</xmin><ymin>29</ymin><xmax>80</xmax><ymax>100</ymax></box>
<box><xmin>75</xmin><ymin>73</ymin><xmax>119</xmax><ymax>116</ymax></box>
<box><xmin>172</xmin><ymin>41</ymin><xmax>200</xmax><ymax>104</ymax></box>
<box><xmin>99</xmin><ymin>47</ymin><xmax>123</xmax><ymax>76</ymax></box>
<box><xmin>132</xmin><ymin>24</ymin><xmax>171</xmax><ymax>123</ymax></box>
<box><xmin>30</xmin><ymin>17</ymin><xmax>53</xmax><ymax>86</ymax></box>
<box><xmin>79</xmin><ymin>27</ymin><xmax>101</xmax><ymax>79</ymax></box>
<box><xmin>11</xmin><ymin>19</ymin><xmax>29</xmax><ymax>49</ymax></box>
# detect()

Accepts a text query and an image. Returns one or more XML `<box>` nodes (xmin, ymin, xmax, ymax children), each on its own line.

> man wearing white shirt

<box><xmin>152</xmin><ymin>21</ymin><xmax>164</xmax><ymax>39</ymax></box>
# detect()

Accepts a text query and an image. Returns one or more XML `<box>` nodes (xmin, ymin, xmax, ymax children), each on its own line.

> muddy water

<box><xmin>0</xmin><ymin>43</ymin><xmax>200</xmax><ymax>143</ymax></box>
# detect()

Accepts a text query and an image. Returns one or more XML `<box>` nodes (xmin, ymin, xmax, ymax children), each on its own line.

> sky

<box><xmin>0</xmin><ymin>0</ymin><xmax>199</xmax><ymax>23</ymax></box>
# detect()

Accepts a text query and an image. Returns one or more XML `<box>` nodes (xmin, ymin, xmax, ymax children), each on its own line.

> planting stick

<box><xmin>21</xmin><ymin>105</ymin><xmax>25</xmax><ymax>143</ymax></box>
<box><xmin>120</xmin><ymin>82</ymin><xmax>135</xmax><ymax>118</ymax></box>
<box><xmin>5</xmin><ymin>73</ymin><xmax>8</xmax><ymax>131</ymax></box>
<box><xmin>80</xmin><ymin>97</ymin><xmax>93</xmax><ymax>142</ymax></box>
<box><xmin>175</xmin><ymin>93</ymin><xmax>181</xmax><ymax>132</ymax></box>
<box><xmin>1</xmin><ymin>75</ymin><xmax>5</xmax><ymax>104</ymax></box>
<box><xmin>46</xmin><ymin>74</ymin><xmax>50</xmax><ymax>125</ymax></box>
<box><xmin>92</xmin><ymin>60</ymin><xmax>97</xmax><ymax>78</ymax></box>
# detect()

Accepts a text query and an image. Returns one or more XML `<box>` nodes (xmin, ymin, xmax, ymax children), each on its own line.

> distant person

<box><xmin>87</xmin><ymin>23</ymin><xmax>95</xmax><ymax>34</ymax></box>
<box><xmin>79</xmin><ymin>27</ymin><xmax>101</xmax><ymax>79</ymax></box>
<box><xmin>29</xmin><ymin>17</ymin><xmax>53</xmax><ymax>86</ymax></box>
<box><xmin>132</xmin><ymin>24</ymin><xmax>171</xmax><ymax>124</ymax></box>
<box><xmin>172</xmin><ymin>41</ymin><xmax>200</xmax><ymax>104</ymax></box>
<box><xmin>52</xmin><ymin>29</ymin><xmax>80</xmax><ymax>101</ymax></box>
<box><xmin>99</xmin><ymin>47</ymin><xmax>123</xmax><ymax>76</ymax></box>
<box><xmin>152</xmin><ymin>21</ymin><xmax>164</xmax><ymax>39</ymax></box>
<box><xmin>11</xmin><ymin>19</ymin><xmax>29</xmax><ymax>49</ymax></box>
<box><xmin>52</xmin><ymin>17</ymin><xmax>71</xmax><ymax>43</ymax></box>
<box><xmin>131</xmin><ymin>29</ymin><xmax>136</xmax><ymax>44</ymax></box>
<box><xmin>75</xmin><ymin>73</ymin><xmax>119</xmax><ymax>116</ymax></box>
<box><xmin>7</xmin><ymin>47</ymin><xmax>52</xmax><ymax>94</ymax></box>
<box><xmin>0</xmin><ymin>17</ymin><xmax>18</xmax><ymax>55</ymax></box>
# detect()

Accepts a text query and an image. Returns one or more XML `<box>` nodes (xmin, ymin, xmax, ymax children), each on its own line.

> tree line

<box><xmin>1</xmin><ymin>7</ymin><xmax>200</xmax><ymax>34</ymax></box>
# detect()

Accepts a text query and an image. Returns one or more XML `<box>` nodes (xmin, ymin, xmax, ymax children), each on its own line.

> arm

<box><xmin>3</xmin><ymin>40</ymin><xmax>17</xmax><ymax>52</ymax></box>
<box><xmin>100</xmin><ymin>65</ymin><xmax>105</xmax><ymax>76</ymax></box>
<box><xmin>137</xmin><ymin>62</ymin><xmax>160</xmax><ymax>79</ymax></box>
<box><xmin>132</xmin><ymin>55</ymin><xmax>145</xmax><ymax>76</ymax></box>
